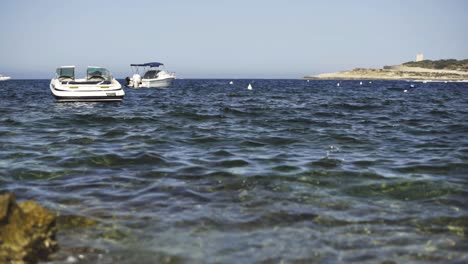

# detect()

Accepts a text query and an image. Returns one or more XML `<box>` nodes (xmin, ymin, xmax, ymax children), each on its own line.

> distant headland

<box><xmin>305</xmin><ymin>58</ymin><xmax>468</xmax><ymax>81</ymax></box>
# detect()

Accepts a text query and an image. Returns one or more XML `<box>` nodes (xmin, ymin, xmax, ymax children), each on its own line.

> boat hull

<box><xmin>52</xmin><ymin>94</ymin><xmax>124</xmax><ymax>102</ymax></box>
<box><xmin>50</xmin><ymin>81</ymin><xmax>124</xmax><ymax>102</ymax></box>
<box><xmin>140</xmin><ymin>77</ymin><xmax>174</xmax><ymax>88</ymax></box>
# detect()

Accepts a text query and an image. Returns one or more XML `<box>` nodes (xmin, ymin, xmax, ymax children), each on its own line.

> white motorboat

<box><xmin>126</xmin><ymin>62</ymin><xmax>175</xmax><ymax>88</ymax></box>
<box><xmin>0</xmin><ymin>75</ymin><xmax>11</xmax><ymax>81</ymax></box>
<box><xmin>50</xmin><ymin>66</ymin><xmax>124</xmax><ymax>102</ymax></box>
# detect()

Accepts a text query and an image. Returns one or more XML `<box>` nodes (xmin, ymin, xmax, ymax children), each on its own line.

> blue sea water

<box><xmin>0</xmin><ymin>79</ymin><xmax>467</xmax><ymax>263</ymax></box>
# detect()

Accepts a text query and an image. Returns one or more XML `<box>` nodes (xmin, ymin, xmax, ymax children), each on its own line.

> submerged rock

<box><xmin>57</xmin><ymin>214</ymin><xmax>97</xmax><ymax>230</ymax></box>
<box><xmin>0</xmin><ymin>192</ymin><xmax>58</xmax><ymax>263</ymax></box>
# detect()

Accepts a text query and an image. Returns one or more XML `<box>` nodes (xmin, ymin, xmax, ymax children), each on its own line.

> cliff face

<box><xmin>306</xmin><ymin>60</ymin><xmax>468</xmax><ymax>80</ymax></box>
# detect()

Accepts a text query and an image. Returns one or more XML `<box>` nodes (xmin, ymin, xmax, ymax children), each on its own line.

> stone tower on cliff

<box><xmin>416</xmin><ymin>54</ymin><xmax>424</xmax><ymax>62</ymax></box>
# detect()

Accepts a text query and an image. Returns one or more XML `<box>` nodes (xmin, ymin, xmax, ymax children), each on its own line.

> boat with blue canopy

<box><xmin>127</xmin><ymin>62</ymin><xmax>176</xmax><ymax>88</ymax></box>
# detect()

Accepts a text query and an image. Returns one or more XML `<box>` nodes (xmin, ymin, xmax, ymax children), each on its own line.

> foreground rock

<box><xmin>0</xmin><ymin>193</ymin><xmax>58</xmax><ymax>263</ymax></box>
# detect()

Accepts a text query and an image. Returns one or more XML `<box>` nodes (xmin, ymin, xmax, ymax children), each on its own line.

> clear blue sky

<box><xmin>1</xmin><ymin>0</ymin><xmax>467</xmax><ymax>79</ymax></box>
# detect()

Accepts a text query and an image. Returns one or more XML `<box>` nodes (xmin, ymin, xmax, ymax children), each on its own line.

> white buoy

<box><xmin>247</xmin><ymin>83</ymin><xmax>253</xmax><ymax>90</ymax></box>
<box><xmin>404</xmin><ymin>89</ymin><xmax>408</xmax><ymax>93</ymax></box>
<box><xmin>359</xmin><ymin>81</ymin><xmax>363</xmax><ymax>85</ymax></box>
<box><xmin>307</xmin><ymin>80</ymin><xmax>310</xmax><ymax>82</ymax></box>
<box><xmin>369</xmin><ymin>81</ymin><xmax>372</xmax><ymax>84</ymax></box>
<box><xmin>229</xmin><ymin>81</ymin><xmax>233</xmax><ymax>85</ymax></box>
<box><xmin>410</xmin><ymin>84</ymin><xmax>415</xmax><ymax>88</ymax></box>
<box><xmin>336</xmin><ymin>82</ymin><xmax>340</xmax><ymax>87</ymax></box>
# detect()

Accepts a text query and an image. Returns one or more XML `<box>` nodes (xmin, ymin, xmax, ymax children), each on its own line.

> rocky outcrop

<box><xmin>0</xmin><ymin>193</ymin><xmax>58</xmax><ymax>263</ymax></box>
<box><xmin>305</xmin><ymin>65</ymin><xmax>468</xmax><ymax>80</ymax></box>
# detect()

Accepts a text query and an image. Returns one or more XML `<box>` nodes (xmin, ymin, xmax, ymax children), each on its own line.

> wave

<box><xmin>214</xmin><ymin>159</ymin><xmax>250</xmax><ymax>168</ymax></box>
<box><xmin>308</xmin><ymin>158</ymin><xmax>342</xmax><ymax>168</ymax></box>
<box><xmin>393</xmin><ymin>162</ymin><xmax>468</xmax><ymax>175</ymax></box>
<box><xmin>58</xmin><ymin>152</ymin><xmax>169</xmax><ymax>168</ymax></box>
<box><xmin>344</xmin><ymin>180</ymin><xmax>460</xmax><ymax>200</ymax></box>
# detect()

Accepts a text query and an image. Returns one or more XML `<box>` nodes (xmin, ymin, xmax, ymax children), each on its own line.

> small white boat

<box><xmin>126</xmin><ymin>62</ymin><xmax>175</xmax><ymax>88</ymax></box>
<box><xmin>0</xmin><ymin>75</ymin><xmax>11</xmax><ymax>81</ymax></box>
<box><xmin>50</xmin><ymin>66</ymin><xmax>124</xmax><ymax>102</ymax></box>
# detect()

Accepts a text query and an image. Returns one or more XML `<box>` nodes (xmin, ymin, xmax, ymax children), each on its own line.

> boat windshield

<box><xmin>87</xmin><ymin>67</ymin><xmax>112</xmax><ymax>81</ymax></box>
<box><xmin>143</xmin><ymin>70</ymin><xmax>160</xmax><ymax>79</ymax></box>
<box><xmin>56</xmin><ymin>67</ymin><xmax>75</xmax><ymax>80</ymax></box>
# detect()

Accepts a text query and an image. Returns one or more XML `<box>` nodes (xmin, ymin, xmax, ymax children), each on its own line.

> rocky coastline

<box><xmin>305</xmin><ymin>64</ymin><xmax>468</xmax><ymax>81</ymax></box>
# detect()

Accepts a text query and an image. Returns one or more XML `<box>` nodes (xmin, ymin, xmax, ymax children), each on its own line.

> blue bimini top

<box><xmin>130</xmin><ymin>62</ymin><xmax>164</xmax><ymax>67</ymax></box>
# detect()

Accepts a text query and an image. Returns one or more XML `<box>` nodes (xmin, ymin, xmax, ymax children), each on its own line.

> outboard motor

<box><xmin>132</xmin><ymin>74</ymin><xmax>141</xmax><ymax>88</ymax></box>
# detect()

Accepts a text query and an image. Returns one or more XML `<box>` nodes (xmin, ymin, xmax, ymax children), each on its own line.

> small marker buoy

<box><xmin>404</xmin><ymin>89</ymin><xmax>408</xmax><ymax>93</ymax></box>
<box><xmin>229</xmin><ymin>81</ymin><xmax>233</xmax><ymax>85</ymax></box>
<box><xmin>247</xmin><ymin>83</ymin><xmax>253</xmax><ymax>90</ymax></box>
<box><xmin>307</xmin><ymin>80</ymin><xmax>310</xmax><ymax>82</ymax></box>
<box><xmin>369</xmin><ymin>81</ymin><xmax>372</xmax><ymax>84</ymax></box>
<box><xmin>336</xmin><ymin>82</ymin><xmax>340</xmax><ymax>87</ymax></box>
<box><xmin>410</xmin><ymin>84</ymin><xmax>415</xmax><ymax>88</ymax></box>
<box><xmin>359</xmin><ymin>81</ymin><xmax>363</xmax><ymax>85</ymax></box>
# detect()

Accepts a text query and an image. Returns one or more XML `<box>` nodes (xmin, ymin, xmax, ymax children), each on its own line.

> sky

<box><xmin>0</xmin><ymin>0</ymin><xmax>467</xmax><ymax>79</ymax></box>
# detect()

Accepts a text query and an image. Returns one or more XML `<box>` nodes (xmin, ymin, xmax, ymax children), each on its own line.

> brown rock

<box><xmin>0</xmin><ymin>192</ymin><xmax>14</xmax><ymax>222</ymax></box>
<box><xmin>0</xmin><ymin>192</ymin><xmax>58</xmax><ymax>263</ymax></box>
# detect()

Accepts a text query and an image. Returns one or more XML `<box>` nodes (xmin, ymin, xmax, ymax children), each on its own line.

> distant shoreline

<box><xmin>305</xmin><ymin>64</ymin><xmax>468</xmax><ymax>81</ymax></box>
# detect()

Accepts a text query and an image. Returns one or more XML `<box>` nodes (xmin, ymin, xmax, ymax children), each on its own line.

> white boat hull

<box><xmin>140</xmin><ymin>77</ymin><xmax>174</xmax><ymax>88</ymax></box>
<box><xmin>50</xmin><ymin>79</ymin><xmax>124</xmax><ymax>102</ymax></box>
<box><xmin>0</xmin><ymin>76</ymin><xmax>11</xmax><ymax>81</ymax></box>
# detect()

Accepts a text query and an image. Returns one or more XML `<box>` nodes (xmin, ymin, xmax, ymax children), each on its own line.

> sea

<box><xmin>0</xmin><ymin>79</ymin><xmax>467</xmax><ymax>263</ymax></box>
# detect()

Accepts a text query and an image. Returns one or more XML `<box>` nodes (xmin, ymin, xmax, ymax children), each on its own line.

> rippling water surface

<box><xmin>1</xmin><ymin>79</ymin><xmax>467</xmax><ymax>263</ymax></box>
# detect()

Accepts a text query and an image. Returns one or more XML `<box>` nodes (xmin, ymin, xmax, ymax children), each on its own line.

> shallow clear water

<box><xmin>0</xmin><ymin>79</ymin><xmax>467</xmax><ymax>263</ymax></box>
